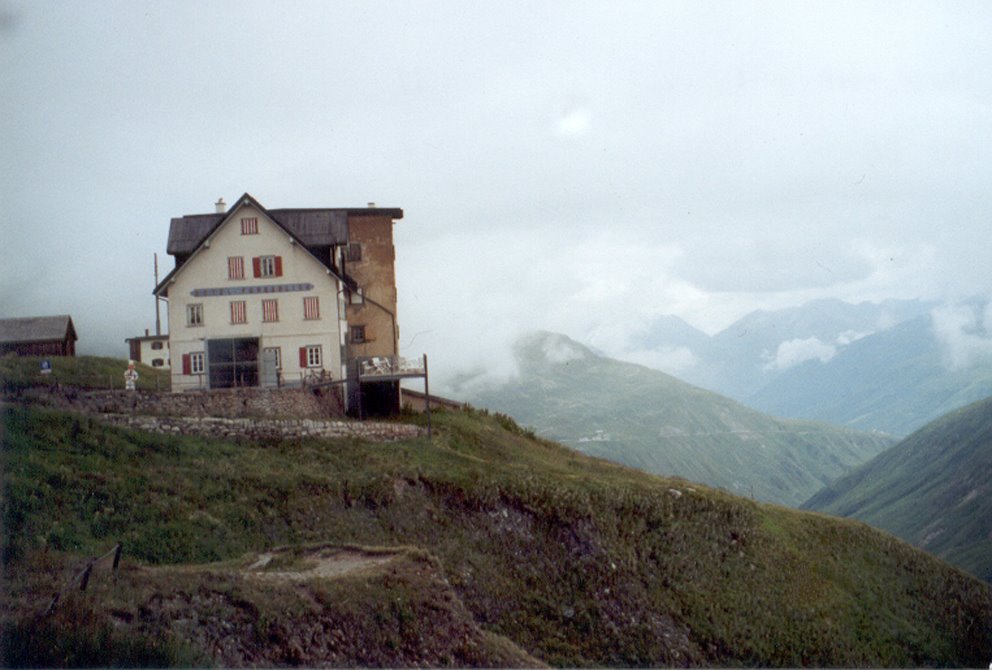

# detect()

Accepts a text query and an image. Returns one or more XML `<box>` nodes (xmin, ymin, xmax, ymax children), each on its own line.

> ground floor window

<box><xmin>301</xmin><ymin>344</ymin><xmax>322</xmax><ymax>368</ymax></box>
<box><xmin>182</xmin><ymin>351</ymin><xmax>205</xmax><ymax>375</ymax></box>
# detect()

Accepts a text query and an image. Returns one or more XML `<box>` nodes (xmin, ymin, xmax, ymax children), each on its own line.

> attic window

<box><xmin>241</xmin><ymin>217</ymin><xmax>259</xmax><ymax>235</ymax></box>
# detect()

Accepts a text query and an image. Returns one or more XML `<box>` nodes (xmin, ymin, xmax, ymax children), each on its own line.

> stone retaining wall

<box><xmin>19</xmin><ymin>386</ymin><xmax>344</xmax><ymax>419</ymax></box>
<box><xmin>98</xmin><ymin>414</ymin><xmax>423</xmax><ymax>442</ymax></box>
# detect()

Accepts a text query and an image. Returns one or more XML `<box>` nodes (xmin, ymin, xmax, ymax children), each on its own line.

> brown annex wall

<box><xmin>345</xmin><ymin>213</ymin><xmax>400</xmax><ymax>360</ymax></box>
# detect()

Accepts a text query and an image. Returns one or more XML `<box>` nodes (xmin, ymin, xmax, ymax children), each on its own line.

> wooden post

<box><xmin>112</xmin><ymin>543</ymin><xmax>123</xmax><ymax>583</ymax></box>
<box><xmin>43</xmin><ymin>592</ymin><xmax>60</xmax><ymax>617</ymax></box>
<box><xmin>423</xmin><ymin>354</ymin><xmax>432</xmax><ymax>439</ymax></box>
<box><xmin>79</xmin><ymin>562</ymin><xmax>93</xmax><ymax>591</ymax></box>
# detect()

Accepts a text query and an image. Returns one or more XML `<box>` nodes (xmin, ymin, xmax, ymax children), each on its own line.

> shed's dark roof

<box><xmin>0</xmin><ymin>315</ymin><xmax>77</xmax><ymax>344</ymax></box>
<box><xmin>166</xmin><ymin>206</ymin><xmax>402</xmax><ymax>256</ymax></box>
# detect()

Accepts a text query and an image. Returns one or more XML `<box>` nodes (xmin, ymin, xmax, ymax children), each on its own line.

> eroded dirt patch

<box><xmin>245</xmin><ymin>546</ymin><xmax>398</xmax><ymax>581</ymax></box>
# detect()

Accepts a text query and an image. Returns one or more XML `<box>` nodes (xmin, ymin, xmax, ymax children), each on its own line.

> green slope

<box><xmin>804</xmin><ymin>395</ymin><xmax>992</xmax><ymax>582</ymax></box>
<box><xmin>3</xmin><ymin>405</ymin><xmax>989</xmax><ymax>667</ymax></box>
<box><xmin>0</xmin><ymin>354</ymin><xmax>171</xmax><ymax>393</ymax></box>
<box><xmin>468</xmin><ymin>332</ymin><xmax>894</xmax><ymax>506</ymax></box>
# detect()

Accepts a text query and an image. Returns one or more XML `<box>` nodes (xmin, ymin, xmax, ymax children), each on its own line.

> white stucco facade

<box><xmin>160</xmin><ymin>202</ymin><xmax>347</xmax><ymax>393</ymax></box>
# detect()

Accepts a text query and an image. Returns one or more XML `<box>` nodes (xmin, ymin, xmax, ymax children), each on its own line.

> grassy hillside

<box><xmin>804</xmin><ymin>396</ymin><xmax>992</xmax><ymax>582</ymax></box>
<box><xmin>0</xmin><ymin>355</ymin><xmax>171</xmax><ymax>393</ymax></box>
<box><xmin>467</xmin><ymin>332</ymin><xmax>894</xmax><ymax>506</ymax></box>
<box><xmin>3</xmin><ymin>404</ymin><xmax>991</xmax><ymax>667</ymax></box>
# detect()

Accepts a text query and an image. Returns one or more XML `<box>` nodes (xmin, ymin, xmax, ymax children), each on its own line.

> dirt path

<box><xmin>244</xmin><ymin>546</ymin><xmax>397</xmax><ymax>581</ymax></box>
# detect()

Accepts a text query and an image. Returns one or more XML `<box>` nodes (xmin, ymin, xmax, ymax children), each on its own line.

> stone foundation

<box><xmin>8</xmin><ymin>386</ymin><xmax>425</xmax><ymax>443</ymax></box>
<box><xmin>19</xmin><ymin>386</ymin><xmax>345</xmax><ymax>419</ymax></box>
<box><xmin>98</xmin><ymin>414</ymin><xmax>422</xmax><ymax>442</ymax></box>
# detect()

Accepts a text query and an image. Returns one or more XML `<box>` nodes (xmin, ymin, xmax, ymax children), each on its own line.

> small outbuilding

<box><xmin>0</xmin><ymin>315</ymin><xmax>78</xmax><ymax>357</ymax></box>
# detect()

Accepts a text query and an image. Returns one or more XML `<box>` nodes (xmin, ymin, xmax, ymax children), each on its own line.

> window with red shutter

<box><xmin>275</xmin><ymin>256</ymin><xmax>283</xmax><ymax>277</ymax></box>
<box><xmin>182</xmin><ymin>353</ymin><xmax>191</xmax><ymax>375</ymax></box>
<box><xmin>299</xmin><ymin>347</ymin><xmax>307</xmax><ymax>368</ymax></box>
<box><xmin>252</xmin><ymin>257</ymin><xmax>262</xmax><ymax>278</ymax></box>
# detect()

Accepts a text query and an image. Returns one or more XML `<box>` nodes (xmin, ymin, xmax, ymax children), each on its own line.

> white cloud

<box><xmin>555</xmin><ymin>107</ymin><xmax>592</xmax><ymax>137</ymax></box>
<box><xmin>764</xmin><ymin>337</ymin><xmax>837</xmax><ymax>371</ymax></box>
<box><xmin>541</xmin><ymin>334</ymin><xmax>586</xmax><ymax>364</ymax></box>
<box><xmin>835</xmin><ymin>329</ymin><xmax>873</xmax><ymax>346</ymax></box>
<box><xmin>930</xmin><ymin>300</ymin><xmax>992</xmax><ymax>369</ymax></box>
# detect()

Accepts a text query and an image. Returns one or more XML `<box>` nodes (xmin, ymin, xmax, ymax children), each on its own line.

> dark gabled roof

<box><xmin>166</xmin><ymin>201</ymin><xmax>403</xmax><ymax>256</ymax></box>
<box><xmin>167</xmin><ymin>213</ymin><xmax>223</xmax><ymax>255</ymax></box>
<box><xmin>0</xmin><ymin>315</ymin><xmax>77</xmax><ymax>344</ymax></box>
<box><xmin>155</xmin><ymin>193</ymin><xmax>379</xmax><ymax>296</ymax></box>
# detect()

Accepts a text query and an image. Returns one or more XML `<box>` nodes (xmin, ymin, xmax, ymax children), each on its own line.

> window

<box><xmin>230</xmin><ymin>300</ymin><xmax>247</xmax><ymax>324</ymax></box>
<box><xmin>241</xmin><ymin>217</ymin><xmax>258</xmax><ymax>235</ymax></box>
<box><xmin>186</xmin><ymin>303</ymin><xmax>203</xmax><ymax>327</ymax></box>
<box><xmin>262</xmin><ymin>299</ymin><xmax>279</xmax><ymax>322</ymax></box>
<box><xmin>151</xmin><ymin>341</ymin><xmax>164</xmax><ymax>350</ymax></box>
<box><xmin>263</xmin><ymin>346</ymin><xmax>281</xmax><ymax>369</ymax></box>
<box><xmin>349</xmin><ymin>287</ymin><xmax>365</xmax><ymax>305</ymax></box>
<box><xmin>303</xmin><ymin>296</ymin><xmax>320</xmax><ymax>320</ymax></box>
<box><xmin>228</xmin><ymin>256</ymin><xmax>245</xmax><ymax>280</ymax></box>
<box><xmin>351</xmin><ymin>325</ymin><xmax>366</xmax><ymax>343</ymax></box>
<box><xmin>188</xmin><ymin>351</ymin><xmax>205</xmax><ymax>374</ymax></box>
<box><xmin>252</xmin><ymin>255</ymin><xmax>282</xmax><ymax>278</ymax></box>
<box><xmin>152</xmin><ymin>358</ymin><xmax>165</xmax><ymax>367</ymax></box>
<box><xmin>347</xmin><ymin>243</ymin><xmax>362</xmax><ymax>262</ymax></box>
<box><xmin>301</xmin><ymin>344</ymin><xmax>322</xmax><ymax>368</ymax></box>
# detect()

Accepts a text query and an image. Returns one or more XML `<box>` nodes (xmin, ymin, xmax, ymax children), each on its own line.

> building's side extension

<box><xmin>341</xmin><ymin>209</ymin><xmax>403</xmax><ymax>414</ymax></box>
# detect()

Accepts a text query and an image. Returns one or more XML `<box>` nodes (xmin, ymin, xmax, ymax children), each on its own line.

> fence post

<box><xmin>79</xmin><ymin>562</ymin><xmax>93</xmax><ymax>591</ymax></box>
<box><xmin>423</xmin><ymin>354</ymin><xmax>432</xmax><ymax>439</ymax></box>
<box><xmin>112</xmin><ymin>543</ymin><xmax>123</xmax><ymax>583</ymax></box>
<box><xmin>43</xmin><ymin>592</ymin><xmax>60</xmax><ymax>617</ymax></box>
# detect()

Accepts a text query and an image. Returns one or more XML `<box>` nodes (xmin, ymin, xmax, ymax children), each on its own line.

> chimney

<box><xmin>215</xmin><ymin>197</ymin><xmax>226</xmax><ymax>213</ymax></box>
<box><xmin>367</xmin><ymin>202</ymin><xmax>376</xmax><ymax>208</ymax></box>
<box><xmin>145</xmin><ymin>329</ymin><xmax>149</xmax><ymax>336</ymax></box>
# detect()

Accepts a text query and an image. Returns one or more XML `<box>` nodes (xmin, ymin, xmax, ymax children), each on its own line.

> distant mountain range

<box><xmin>624</xmin><ymin>297</ymin><xmax>992</xmax><ymax>436</ymax></box>
<box><xmin>803</xmin><ymin>396</ymin><xmax>992</xmax><ymax>582</ymax></box>
<box><xmin>461</xmin><ymin>332</ymin><xmax>894</xmax><ymax>507</ymax></box>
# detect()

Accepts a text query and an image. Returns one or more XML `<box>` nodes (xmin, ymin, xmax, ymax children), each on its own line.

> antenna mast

<box><xmin>154</xmin><ymin>253</ymin><xmax>162</xmax><ymax>336</ymax></box>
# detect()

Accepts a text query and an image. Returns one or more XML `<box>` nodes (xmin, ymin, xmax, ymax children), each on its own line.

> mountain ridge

<box><xmin>803</xmin><ymin>395</ymin><xmax>992</xmax><ymax>581</ymax></box>
<box><xmin>463</xmin><ymin>331</ymin><xmax>894</xmax><ymax>506</ymax></box>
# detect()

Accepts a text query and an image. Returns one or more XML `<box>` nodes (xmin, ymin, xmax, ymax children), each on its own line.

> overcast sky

<box><xmin>2</xmin><ymin>1</ymin><xmax>990</xmax><ymax>388</ymax></box>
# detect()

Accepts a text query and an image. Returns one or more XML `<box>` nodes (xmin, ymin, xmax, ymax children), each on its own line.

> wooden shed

<box><xmin>0</xmin><ymin>315</ymin><xmax>78</xmax><ymax>357</ymax></box>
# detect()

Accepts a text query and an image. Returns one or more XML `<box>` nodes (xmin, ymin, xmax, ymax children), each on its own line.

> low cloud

<box><xmin>555</xmin><ymin>106</ymin><xmax>592</xmax><ymax>137</ymax></box>
<box><xmin>540</xmin><ymin>335</ymin><xmax>586</xmax><ymax>364</ymax></box>
<box><xmin>835</xmin><ymin>329</ymin><xmax>873</xmax><ymax>346</ymax></box>
<box><xmin>764</xmin><ymin>337</ymin><xmax>837</xmax><ymax>371</ymax></box>
<box><xmin>930</xmin><ymin>300</ymin><xmax>992</xmax><ymax>369</ymax></box>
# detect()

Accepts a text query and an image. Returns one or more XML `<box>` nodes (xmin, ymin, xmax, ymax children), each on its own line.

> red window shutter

<box><xmin>275</xmin><ymin>256</ymin><xmax>283</xmax><ymax>277</ymax></box>
<box><xmin>299</xmin><ymin>347</ymin><xmax>307</xmax><ymax>368</ymax></box>
<box><xmin>182</xmin><ymin>353</ymin><xmax>191</xmax><ymax>375</ymax></box>
<box><xmin>252</xmin><ymin>257</ymin><xmax>261</xmax><ymax>278</ymax></box>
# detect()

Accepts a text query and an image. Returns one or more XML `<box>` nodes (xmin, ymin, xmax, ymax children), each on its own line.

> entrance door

<box><xmin>207</xmin><ymin>338</ymin><xmax>259</xmax><ymax>388</ymax></box>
